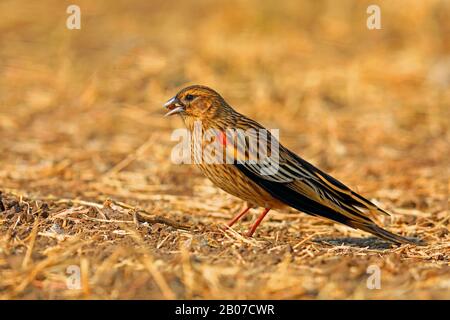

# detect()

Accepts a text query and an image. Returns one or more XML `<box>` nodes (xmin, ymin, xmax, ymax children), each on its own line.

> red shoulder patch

<box><xmin>217</xmin><ymin>131</ymin><xmax>227</xmax><ymax>146</ymax></box>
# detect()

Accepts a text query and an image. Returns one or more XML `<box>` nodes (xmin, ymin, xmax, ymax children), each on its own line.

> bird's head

<box><xmin>164</xmin><ymin>85</ymin><xmax>232</xmax><ymax>123</ymax></box>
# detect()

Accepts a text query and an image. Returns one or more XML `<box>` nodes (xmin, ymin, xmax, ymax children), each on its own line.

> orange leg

<box><xmin>246</xmin><ymin>208</ymin><xmax>271</xmax><ymax>237</ymax></box>
<box><xmin>226</xmin><ymin>206</ymin><xmax>251</xmax><ymax>228</ymax></box>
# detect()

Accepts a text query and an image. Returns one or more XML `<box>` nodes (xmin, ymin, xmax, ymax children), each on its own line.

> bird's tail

<box><xmin>235</xmin><ymin>162</ymin><xmax>424</xmax><ymax>245</ymax></box>
<box><xmin>349</xmin><ymin>221</ymin><xmax>424</xmax><ymax>245</ymax></box>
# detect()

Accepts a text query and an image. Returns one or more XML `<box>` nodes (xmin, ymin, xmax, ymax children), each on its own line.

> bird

<box><xmin>164</xmin><ymin>85</ymin><xmax>419</xmax><ymax>245</ymax></box>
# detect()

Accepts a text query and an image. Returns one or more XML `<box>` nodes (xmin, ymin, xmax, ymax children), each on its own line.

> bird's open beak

<box><xmin>164</xmin><ymin>96</ymin><xmax>185</xmax><ymax>117</ymax></box>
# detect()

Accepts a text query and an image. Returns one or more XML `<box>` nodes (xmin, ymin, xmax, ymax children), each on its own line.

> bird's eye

<box><xmin>185</xmin><ymin>94</ymin><xmax>195</xmax><ymax>101</ymax></box>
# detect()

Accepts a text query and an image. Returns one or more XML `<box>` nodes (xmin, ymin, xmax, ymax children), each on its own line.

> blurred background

<box><xmin>0</xmin><ymin>0</ymin><xmax>448</xmax><ymax>194</ymax></box>
<box><xmin>0</xmin><ymin>0</ymin><xmax>448</xmax><ymax>299</ymax></box>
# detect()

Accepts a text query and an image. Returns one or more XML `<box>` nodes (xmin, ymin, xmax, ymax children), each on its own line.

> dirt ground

<box><xmin>0</xmin><ymin>0</ymin><xmax>449</xmax><ymax>299</ymax></box>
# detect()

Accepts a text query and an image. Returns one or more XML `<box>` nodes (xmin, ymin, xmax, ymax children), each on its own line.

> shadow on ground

<box><xmin>314</xmin><ymin>237</ymin><xmax>398</xmax><ymax>249</ymax></box>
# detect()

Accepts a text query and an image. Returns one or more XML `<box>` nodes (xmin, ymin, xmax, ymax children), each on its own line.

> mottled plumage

<box><xmin>164</xmin><ymin>85</ymin><xmax>419</xmax><ymax>245</ymax></box>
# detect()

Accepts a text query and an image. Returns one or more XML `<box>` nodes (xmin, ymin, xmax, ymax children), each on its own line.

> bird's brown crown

<box><xmin>164</xmin><ymin>85</ymin><xmax>234</xmax><ymax>127</ymax></box>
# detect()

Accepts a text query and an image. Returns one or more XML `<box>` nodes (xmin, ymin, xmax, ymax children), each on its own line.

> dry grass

<box><xmin>0</xmin><ymin>0</ymin><xmax>449</xmax><ymax>299</ymax></box>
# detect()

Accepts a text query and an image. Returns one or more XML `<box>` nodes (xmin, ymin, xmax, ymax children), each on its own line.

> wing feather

<box><xmin>225</xmin><ymin>123</ymin><xmax>390</xmax><ymax>221</ymax></box>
